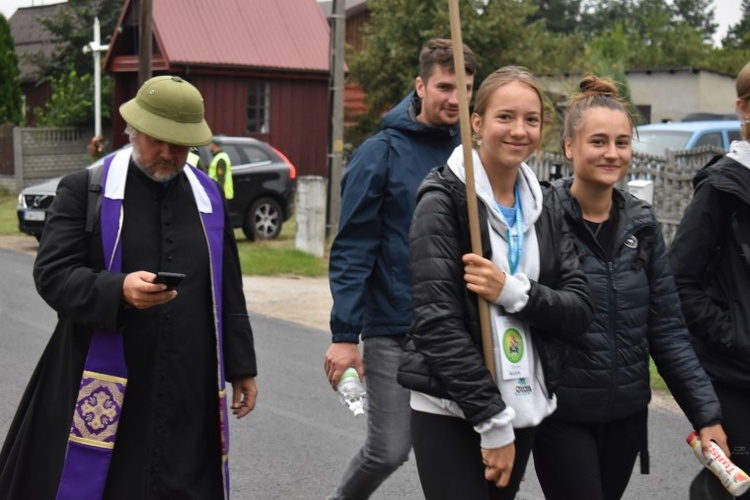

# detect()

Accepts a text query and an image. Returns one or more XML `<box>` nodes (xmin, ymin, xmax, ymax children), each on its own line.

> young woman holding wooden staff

<box><xmin>397</xmin><ymin>66</ymin><xmax>593</xmax><ymax>500</ymax></box>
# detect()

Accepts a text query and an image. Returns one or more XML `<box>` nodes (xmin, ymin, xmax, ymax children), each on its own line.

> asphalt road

<box><xmin>0</xmin><ymin>248</ymin><xmax>707</xmax><ymax>499</ymax></box>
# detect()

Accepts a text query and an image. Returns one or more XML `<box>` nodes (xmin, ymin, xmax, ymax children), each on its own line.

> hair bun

<box><xmin>579</xmin><ymin>75</ymin><xmax>619</xmax><ymax>99</ymax></box>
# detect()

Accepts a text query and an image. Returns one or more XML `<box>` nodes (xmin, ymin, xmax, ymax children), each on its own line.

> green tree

<box><xmin>34</xmin><ymin>69</ymin><xmax>112</xmax><ymax>128</ymax></box>
<box><xmin>23</xmin><ymin>0</ymin><xmax>120</xmax><ymax>129</ymax></box>
<box><xmin>344</xmin><ymin>0</ymin><xmax>742</xmax><ymax>149</ymax></box>
<box><xmin>578</xmin><ymin>0</ymin><xmax>714</xmax><ymax>70</ymax></box>
<box><xmin>0</xmin><ymin>14</ymin><xmax>24</xmax><ymax>125</ymax></box>
<box><xmin>584</xmin><ymin>23</ymin><xmax>641</xmax><ymax>120</ymax></box>
<box><xmin>715</xmin><ymin>0</ymin><xmax>750</xmax><ymax>76</ymax></box>
<box><xmin>672</xmin><ymin>0</ymin><xmax>717</xmax><ymax>39</ymax></box>
<box><xmin>579</xmin><ymin>0</ymin><xmax>637</xmax><ymax>36</ymax></box>
<box><xmin>529</xmin><ymin>0</ymin><xmax>582</xmax><ymax>34</ymax></box>
<box><xmin>26</xmin><ymin>0</ymin><xmax>121</xmax><ymax>81</ymax></box>
<box><xmin>627</xmin><ymin>2</ymin><xmax>711</xmax><ymax>68</ymax></box>
<box><xmin>346</xmin><ymin>0</ymin><xmax>551</xmax><ymax>148</ymax></box>
<box><xmin>723</xmin><ymin>0</ymin><xmax>750</xmax><ymax>50</ymax></box>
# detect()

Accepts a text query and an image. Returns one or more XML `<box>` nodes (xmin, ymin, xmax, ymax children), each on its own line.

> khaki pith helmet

<box><xmin>120</xmin><ymin>75</ymin><xmax>213</xmax><ymax>147</ymax></box>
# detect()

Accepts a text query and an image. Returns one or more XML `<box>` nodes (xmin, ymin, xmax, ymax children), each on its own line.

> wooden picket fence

<box><xmin>525</xmin><ymin>146</ymin><xmax>724</xmax><ymax>247</ymax></box>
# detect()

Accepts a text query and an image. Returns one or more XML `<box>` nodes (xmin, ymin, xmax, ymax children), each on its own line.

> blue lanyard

<box><xmin>494</xmin><ymin>183</ymin><xmax>524</xmax><ymax>275</ymax></box>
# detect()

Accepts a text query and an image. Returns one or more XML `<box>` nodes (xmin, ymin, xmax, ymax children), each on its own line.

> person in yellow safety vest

<box><xmin>187</xmin><ymin>148</ymin><xmax>203</xmax><ymax>172</ymax></box>
<box><xmin>208</xmin><ymin>138</ymin><xmax>233</xmax><ymax>199</ymax></box>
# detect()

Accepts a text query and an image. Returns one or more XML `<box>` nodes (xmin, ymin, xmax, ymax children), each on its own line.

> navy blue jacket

<box><xmin>329</xmin><ymin>92</ymin><xmax>461</xmax><ymax>342</ymax></box>
<box><xmin>550</xmin><ymin>178</ymin><xmax>721</xmax><ymax>430</ymax></box>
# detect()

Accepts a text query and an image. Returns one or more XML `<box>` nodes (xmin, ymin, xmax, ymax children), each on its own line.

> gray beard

<box><xmin>132</xmin><ymin>148</ymin><xmax>183</xmax><ymax>182</ymax></box>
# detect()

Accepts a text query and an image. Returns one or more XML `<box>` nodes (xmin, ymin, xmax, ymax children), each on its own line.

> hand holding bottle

<box><xmin>687</xmin><ymin>431</ymin><xmax>750</xmax><ymax>496</ymax></box>
<box><xmin>337</xmin><ymin>367</ymin><xmax>366</xmax><ymax>417</ymax></box>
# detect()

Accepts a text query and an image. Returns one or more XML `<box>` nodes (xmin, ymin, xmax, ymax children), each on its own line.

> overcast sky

<box><xmin>1</xmin><ymin>0</ymin><xmax>744</xmax><ymax>46</ymax></box>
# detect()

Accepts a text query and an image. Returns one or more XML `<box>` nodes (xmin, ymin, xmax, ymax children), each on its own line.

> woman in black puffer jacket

<box><xmin>531</xmin><ymin>75</ymin><xmax>727</xmax><ymax>500</ymax></box>
<box><xmin>670</xmin><ymin>60</ymin><xmax>750</xmax><ymax>499</ymax></box>
<box><xmin>397</xmin><ymin>66</ymin><xmax>593</xmax><ymax>500</ymax></box>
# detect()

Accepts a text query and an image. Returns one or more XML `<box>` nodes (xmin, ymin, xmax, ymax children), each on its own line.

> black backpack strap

<box><xmin>86</xmin><ymin>164</ymin><xmax>104</xmax><ymax>233</ymax></box>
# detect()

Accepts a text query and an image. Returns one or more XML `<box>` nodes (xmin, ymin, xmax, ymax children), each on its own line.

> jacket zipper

<box><xmin>605</xmin><ymin>260</ymin><xmax>618</xmax><ymax>419</ymax></box>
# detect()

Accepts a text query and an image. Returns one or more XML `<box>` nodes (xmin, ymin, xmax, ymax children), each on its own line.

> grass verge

<box><xmin>234</xmin><ymin>217</ymin><xmax>328</xmax><ymax>277</ymax></box>
<box><xmin>650</xmin><ymin>356</ymin><xmax>669</xmax><ymax>394</ymax></box>
<box><xmin>0</xmin><ymin>191</ymin><xmax>18</xmax><ymax>236</ymax></box>
<box><xmin>4</xmin><ymin>190</ymin><xmax>328</xmax><ymax>277</ymax></box>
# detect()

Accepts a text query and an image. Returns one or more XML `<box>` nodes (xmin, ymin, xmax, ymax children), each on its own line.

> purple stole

<box><xmin>56</xmin><ymin>149</ymin><xmax>231</xmax><ymax>499</ymax></box>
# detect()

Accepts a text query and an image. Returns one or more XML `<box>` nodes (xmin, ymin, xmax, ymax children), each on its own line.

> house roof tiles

<box><xmin>147</xmin><ymin>0</ymin><xmax>330</xmax><ymax>72</ymax></box>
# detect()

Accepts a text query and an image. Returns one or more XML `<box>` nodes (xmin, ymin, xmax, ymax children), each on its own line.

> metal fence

<box><xmin>525</xmin><ymin>146</ymin><xmax>723</xmax><ymax>247</ymax></box>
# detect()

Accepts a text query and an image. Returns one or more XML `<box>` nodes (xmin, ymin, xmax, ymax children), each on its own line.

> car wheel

<box><xmin>243</xmin><ymin>197</ymin><xmax>282</xmax><ymax>241</ymax></box>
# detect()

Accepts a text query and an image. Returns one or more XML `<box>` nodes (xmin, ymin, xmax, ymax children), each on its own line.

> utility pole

<box><xmin>138</xmin><ymin>0</ymin><xmax>153</xmax><ymax>86</ymax></box>
<box><xmin>83</xmin><ymin>17</ymin><xmax>109</xmax><ymax>137</ymax></box>
<box><xmin>326</xmin><ymin>0</ymin><xmax>346</xmax><ymax>237</ymax></box>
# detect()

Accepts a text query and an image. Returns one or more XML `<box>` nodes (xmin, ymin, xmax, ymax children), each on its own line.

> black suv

<box><xmin>17</xmin><ymin>136</ymin><xmax>297</xmax><ymax>241</ymax></box>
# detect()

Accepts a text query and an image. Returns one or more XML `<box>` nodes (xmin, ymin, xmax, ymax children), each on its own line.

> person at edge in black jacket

<box><xmin>671</xmin><ymin>61</ymin><xmax>750</xmax><ymax>500</ymax></box>
<box><xmin>397</xmin><ymin>66</ymin><xmax>593</xmax><ymax>500</ymax></box>
<box><xmin>532</xmin><ymin>75</ymin><xmax>727</xmax><ymax>500</ymax></box>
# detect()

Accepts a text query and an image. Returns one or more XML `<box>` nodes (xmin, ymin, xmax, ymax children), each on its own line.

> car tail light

<box><xmin>270</xmin><ymin>146</ymin><xmax>297</xmax><ymax>180</ymax></box>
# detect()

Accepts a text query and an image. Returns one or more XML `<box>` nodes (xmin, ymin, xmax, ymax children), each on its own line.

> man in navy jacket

<box><xmin>323</xmin><ymin>38</ymin><xmax>476</xmax><ymax>499</ymax></box>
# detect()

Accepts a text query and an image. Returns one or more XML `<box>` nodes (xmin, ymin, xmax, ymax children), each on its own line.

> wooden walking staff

<box><xmin>447</xmin><ymin>0</ymin><xmax>496</xmax><ymax>381</ymax></box>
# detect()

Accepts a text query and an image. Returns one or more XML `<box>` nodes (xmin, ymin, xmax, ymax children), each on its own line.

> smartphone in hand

<box><xmin>152</xmin><ymin>272</ymin><xmax>186</xmax><ymax>291</ymax></box>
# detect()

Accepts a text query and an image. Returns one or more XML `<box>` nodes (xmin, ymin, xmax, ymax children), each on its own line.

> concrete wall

<box><xmin>13</xmin><ymin>127</ymin><xmax>93</xmax><ymax>193</ymax></box>
<box><xmin>627</xmin><ymin>70</ymin><xmax>735</xmax><ymax>123</ymax></box>
<box><xmin>540</xmin><ymin>69</ymin><xmax>737</xmax><ymax>125</ymax></box>
<box><xmin>698</xmin><ymin>71</ymin><xmax>738</xmax><ymax>114</ymax></box>
<box><xmin>0</xmin><ymin>176</ymin><xmax>16</xmax><ymax>193</ymax></box>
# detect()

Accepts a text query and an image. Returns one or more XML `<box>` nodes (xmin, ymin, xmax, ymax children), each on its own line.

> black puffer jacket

<box><xmin>670</xmin><ymin>155</ymin><xmax>750</xmax><ymax>388</ymax></box>
<box><xmin>551</xmin><ymin>178</ymin><xmax>721</xmax><ymax>430</ymax></box>
<box><xmin>397</xmin><ymin>165</ymin><xmax>593</xmax><ymax>427</ymax></box>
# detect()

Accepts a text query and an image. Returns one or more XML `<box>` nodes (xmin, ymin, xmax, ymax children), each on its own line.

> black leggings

<box><xmin>710</xmin><ymin>381</ymin><xmax>750</xmax><ymax>498</ymax></box>
<box><xmin>411</xmin><ymin>410</ymin><xmax>536</xmax><ymax>500</ymax></box>
<box><xmin>689</xmin><ymin>381</ymin><xmax>750</xmax><ymax>499</ymax></box>
<box><xmin>714</xmin><ymin>381</ymin><xmax>750</xmax><ymax>476</ymax></box>
<box><xmin>532</xmin><ymin>410</ymin><xmax>647</xmax><ymax>500</ymax></box>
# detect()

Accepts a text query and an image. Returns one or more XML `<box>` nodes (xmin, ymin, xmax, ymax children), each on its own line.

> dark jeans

<box><xmin>333</xmin><ymin>336</ymin><xmax>412</xmax><ymax>499</ymax></box>
<box><xmin>411</xmin><ymin>410</ymin><xmax>536</xmax><ymax>500</ymax></box>
<box><xmin>532</xmin><ymin>409</ymin><xmax>647</xmax><ymax>500</ymax></box>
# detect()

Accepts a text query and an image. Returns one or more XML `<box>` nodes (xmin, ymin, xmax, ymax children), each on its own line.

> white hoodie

<box><xmin>410</xmin><ymin>146</ymin><xmax>557</xmax><ymax>449</ymax></box>
<box><xmin>727</xmin><ymin>140</ymin><xmax>750</xmax><ymax>170</ymax></box>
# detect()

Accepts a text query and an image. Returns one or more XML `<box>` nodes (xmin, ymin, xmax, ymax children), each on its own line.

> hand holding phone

<box><xmin>152</xmin><ymin>272</ymin><xmax>186</xmax><ymax>291</ymax></box>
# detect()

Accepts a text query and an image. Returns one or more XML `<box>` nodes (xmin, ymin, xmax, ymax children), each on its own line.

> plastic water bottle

<box><xmin>338</xmin><ymin>367</ymin><xmax>366</xmax><ymax>417</ymax></box>
<box><xmin>686</xmin><ymin>431</ymin><xmax>750</xmax><ymax>496</ymax></box>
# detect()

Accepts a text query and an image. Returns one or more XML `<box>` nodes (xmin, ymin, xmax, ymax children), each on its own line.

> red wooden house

<box><xmin>104</xmin><ymin>0</ymin><xmax>331</xmax><ymax>177</ymax></box>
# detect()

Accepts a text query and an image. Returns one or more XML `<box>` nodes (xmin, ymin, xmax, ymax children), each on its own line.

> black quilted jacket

<box><xmin>551</xmin><ymin>177</ymin><xmax>721</xmax><ymax>430</ymax></box>
<box><xmin>397</xmin><ymin>165</ymin><xmax>593</xmax><ymax>427</ymax></box>
<box><xmin>671</xmin><ymin>155</ymin><xmax>750</xmax><ymax>389</ymax></box>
